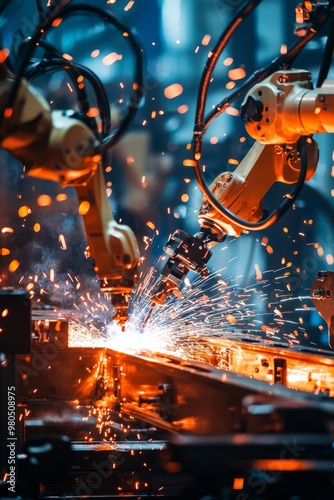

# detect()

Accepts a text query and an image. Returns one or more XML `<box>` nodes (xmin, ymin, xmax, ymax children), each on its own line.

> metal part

<box><xmin>191</xmin><ymin>334</ymin><xmax>334</xmax><ymax>395</ymax></box>
<box><xmin>241</xmin><ymin>69</ymin><xmax>334</xmax><ymax>143</ymax></box>
<box><xmin>10</xmin><ymin>335</ymin><xmax>334</xmax><ymax>497</ymax></box>
<box><xmin>139</xmin><ymin>383</ymin><xmax>177</xmax><ymax>422</ymax></box>
<box><xmin>16</xmin><ymin>347</ymin><xmax>109</xmax><ymax>403</ymax></box>
<box><xmin>76</xmin><ymin>164</ymin><xmax>139</xmax><ymax>327</ymax></box>
<box><xmin>311</xmin><ymin>270</ymin><xmax>334</xmax><ymax>348</ymax></box>
<box><xmin>198</xmin><ymin>139</ymin><xmax>318</xmax><ymax>237</ymax></box>
<box><xmin>0</xmin><ymin>62</ymin><xmax>140</xmax><ymax>329</ymax></box>
<box><xmin>150</xmin><ymin>229</ymin><xmax>212</xmax><ymax>305</ymax></box>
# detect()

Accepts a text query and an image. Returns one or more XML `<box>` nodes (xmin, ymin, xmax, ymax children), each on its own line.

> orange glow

<box><xmin>177</xmin><ymin>104</ymin><xmax>188</xmax><ymax>114</ymax></box>
<box><xmin>0</xmin><ymin>48</ymin><xmax>9</xmax><ymax>63</ymax></box>
<box><xmin>1</xmin><ymin>227</ymin><xmax>14</xmax><ymax>233</ymax></box>
<box><xmin>59</xmin><ymin>234</ymin><xmax>67</xmax><ymax>250</ymax></box>
<box><xmin>266</xmin><ymin>245</ymin><xmax>274</xmax><ymax>254</ymax></box>
<box><xmin>304</xmin><ymin>1</ymin><xmax>313</xmax><ymax>12</ymax></box>
<box><xmin>228</xmin><ymin>158</ymin><xmax>239</xmax><ymax>165</ymax></box>
<box><xmin>78</xmin><ymin>201</ymin><xmax>90</xmax><ymax>215</ymax></box>
<box><xmin>92</xmin><ymin>154</ymin><xmax>102</xmax><ymax>163</ymax></box>
<box><xmin>33</xmin><ymin>223</ymin><xmax>41</xmax><ymax>232</ymax></box>
<box><xmin>326</xmin><ymin>254</ymin><xmax>334</xmax><ymax>265</ymax></box>
<box><xmin>223</xmin><ymin>57</ymin><xmax>233</xmax><ymax>66</ymax></box>
<box><xmin>91</xmin><ymin>49</ymin><xmax>100</xmax><ymax>58</ymax></box>
<box><xmin>254</xmin><ymin>263</ymin><xmax>262</xmax><ymax>280</ymax></box>
<box><xmin>183</xmin><ymin>159</ymin><xmax>197</xmax><ymax>167</ymax></box>
<box><xmin>18</xmin><ymin>206</ymin><xmax>31</xmax><ymax>217</ymax></box>
<box><xmin>52</xmin><ymin>17</ymin><xmax>63</xmax><ymax>27</ymax></box>
<box><xmin>201</xmin><ymin>34</ymin><xmax>211</xmax><ymax>46</ymax></box>
<box><xmin>1</xmin><ymin>308</ymin><xmax>8</xmax><ymax>317</ymax></box>
<box><xmin>124</xmin><ymin>0</ymin><xmax>134</xmax><ymax>10</ymax></box>
<box><xmin>233</xmin><ymin>477</ymin><xmax>244</xmax><ymax>490</ymax></box>
<box><xmin>8</xmin><ymin>260</ymin><xmax>20</xmax><ymax>272</ymax></box>
<box><xmin>103</xmin><ymin>52</ymin><xmax>122</xmax><ymax>66</ymax></box>
<box><xmin>62</xmin><ymin>53</ymin><xmax>73</xmax><ymax>61</ymax></box>
<box><xmin>228</xmin><ymin>68</ymin><xmax>246</xmax><ymax>80</ymax></box>
<box><xmin>56</xmin><ymin>193</ymin><xmax>67</xmax><ymax>202</ymax></box>
<box><xmin>146</xmin><ymin>221</ymin><xmax>156</xmax><ymax>230</ymax></box>
<box><xmin>181</xmin><ymin>193</ymin><xmax>189</xmax><ymax>202</ymax></box>
<box><xmin>226</xmin><ymin>81</ymin><xmax>236</xmax><ymax>90</ymax></box>
<box><xmin>37</xmin><ymin>194</ymin><xmax>52</xmax><ymax>207</ymax></box>
<box><xmin>226</xmin><ymin>314</ymin><xmax>237</xmax><ymax>324</ymax></box>
<box><xmin>226</xmin><ymin>107</ymin><xmax>239</xmax><ymax>116</ymax></box>
<box><xmin>253</xmin><ymin>459</ymin><xmax>312</xmax><ymax>472</ymax></box>
<box><xmin>87</xmin><ymin>107</ymin><xmax>100</xmax><ymax>118</ymax></box>
<box><xmin>4</xmin><ymin>108</ymin><xmax>13</xmax><ymax>118</ymax></box>
<box><xmin>0</xmin><ymin>248</ymin><xmax>10</xmax><ymax>256</ymax></box>
<box><xmin>164</xmin><ymin>83</ymin><xmax>183</xmax><ymax>99</ymax></box>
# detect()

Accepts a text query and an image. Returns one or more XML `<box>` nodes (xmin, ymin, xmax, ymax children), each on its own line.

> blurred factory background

<box><xmin>0</xmin><ymin>0</ymin><xmax>334</xmax><ymax>348</ymax></box>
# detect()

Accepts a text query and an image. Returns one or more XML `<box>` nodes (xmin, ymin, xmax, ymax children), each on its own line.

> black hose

<box><xmin>191</xmin><ymin>0</ymin><xmax>334</xmax><ymax>233</ymax></box>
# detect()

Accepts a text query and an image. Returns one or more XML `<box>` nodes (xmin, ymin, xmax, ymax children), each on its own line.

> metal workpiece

<box><xmin>105</xmin><ymin>346</ymin><xmax>334</xmax><ymax>435</ymax></box>
<box><xmin>11</xmin><ymin>331</ymin><xmax>334</xmax><ymax>498</ymax></box>
<box><xmin>311</xmin><ymin>271</ymin><xmax>334</xmax><ymax>348</ymax></box>
<box><xmin>16</xmin><ymin>347</ymin><xmax>110</xmax><ymax>403</ymax></box>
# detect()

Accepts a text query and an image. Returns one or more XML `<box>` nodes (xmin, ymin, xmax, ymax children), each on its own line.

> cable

<box><xmin>191</xmin><ymin>0</ymin><xmax>334</xmax><ymax>233</ymax></box>
<box><xmin>55</xmin><ymin>3</ymin><xmax>144</xmax><ymax>152</ymax></box>
<box><xmin>0</xmin><ymin>1</ymin><xmax>144</xmax><ymax>152</ymax></box>
<box><xmin>36</xmin><ymin>0</ymin><xmax>45</xmax><ymax>22</ymax></box>
<box><xmin>194</xmin><ymin>0</ymin><xmax>261</xmax><ymax>132</ymax></box>
<box><xmin>25</xmin><ymin>50</ymin><xmax>112</xmax><ymax>138</ymax></box>
<box><xmin>203</xmin><ymin>11</ymin><xmax>334</xmax><ymax>131</ymax></box>
<box><xmin>195</xmin><ymin>137</ymin><xmax>308</xmax><ymax>232</ymax></box>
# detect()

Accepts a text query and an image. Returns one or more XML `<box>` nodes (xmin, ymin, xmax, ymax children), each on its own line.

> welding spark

<box><xmin>66</xmin><ymin>261</ymin><xmax>319</xmax><ymax>361</ymax></box>
<box><xmin>105</xmin><ymin>266</ymin><xmax>279</xmax><ymax>359</ymax></box>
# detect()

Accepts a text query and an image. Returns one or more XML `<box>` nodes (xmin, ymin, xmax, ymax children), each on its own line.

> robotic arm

<box><xmin>150</xmin><ymin>68</ymin><xmax>334</xmax><ymax>304</ymax></box>
<box><xmin>199</xmin><ymin>69</ymin><xmax>326</xmax><ymax>239</ymax></box>
<box><xmin>148</xmin><ymin>0</ymin><xmax>334</xmax><ymax>308</ymax></box>
<box><xmin>0</xmin><ymin>62</ymin><xmax>140</xmax><ymax>328</ymax></box>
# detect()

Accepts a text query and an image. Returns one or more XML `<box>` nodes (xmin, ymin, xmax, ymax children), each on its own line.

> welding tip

<box><xmin>108</xmin><ymin>288</ymin><xmax>131</xmax><ymax>331</ymax></box>
<box><xmin>140</xmin><ymin>303</ymin><xmax>156</xmax><ymax>330</ymax></box>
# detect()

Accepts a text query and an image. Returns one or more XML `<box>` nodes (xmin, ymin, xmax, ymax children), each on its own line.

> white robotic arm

<box><xmin>198</xmin><ymin>69</ymin><xmax>334</xmax><ymax>238</ymax></box>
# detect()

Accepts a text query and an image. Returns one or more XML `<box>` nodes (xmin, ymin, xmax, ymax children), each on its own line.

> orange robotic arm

<box><xmin>0</xmin><ymin>63</ymin><xmax>140</xmax><ymax>328</ymax></box>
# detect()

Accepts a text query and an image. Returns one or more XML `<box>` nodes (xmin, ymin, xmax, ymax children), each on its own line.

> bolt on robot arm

<box><xmin>0</xmin><ymin>62</ymin><xmax>140</xmax><ymax>328</ymax></box>
<box><xmin>151</xmin><ymin>67</ymin><xmax>334</xmax><ymax>304</ymax></box>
